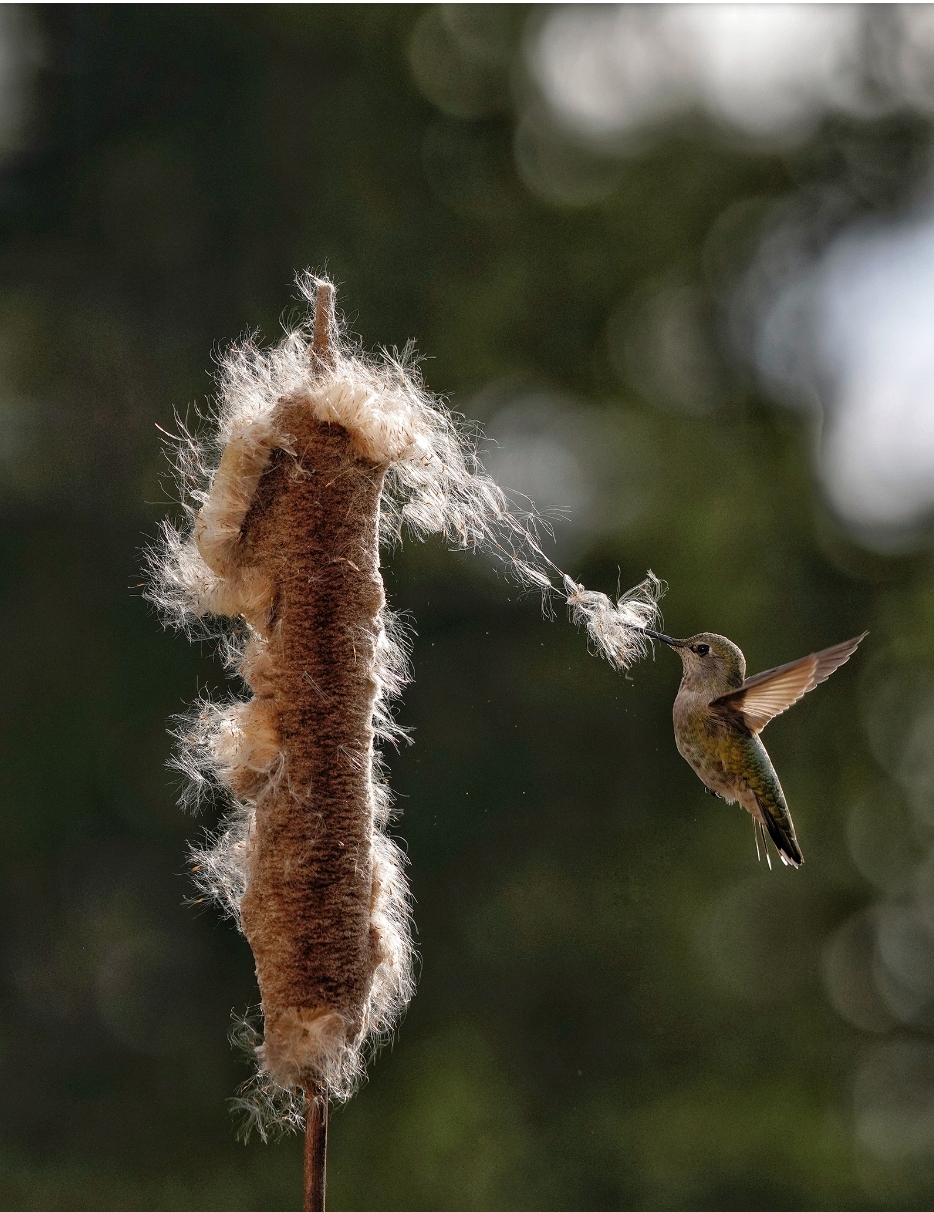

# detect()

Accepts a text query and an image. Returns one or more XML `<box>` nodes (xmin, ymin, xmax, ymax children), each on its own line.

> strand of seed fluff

<box><xmin>146</xmin><ymin>274</ymin><xmax>663</xmax><ymax>1144</ymax></box>
<box><xmin>563</xmin><ymin>573</ymin><xmax>664</xmax><ymax>669</ymax></box>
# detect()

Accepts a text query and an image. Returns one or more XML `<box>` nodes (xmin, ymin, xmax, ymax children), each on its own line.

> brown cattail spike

<box><xmin>236</xmin><ymin>405</ymin><xmax>388</xmax><ymax>1090</ymax></box>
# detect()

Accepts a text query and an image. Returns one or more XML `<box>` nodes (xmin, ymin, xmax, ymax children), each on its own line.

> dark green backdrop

<box><xmin>0</xmin><ymin>6</ymin><xmax>932</xmax><ymax>1210</ymax></box>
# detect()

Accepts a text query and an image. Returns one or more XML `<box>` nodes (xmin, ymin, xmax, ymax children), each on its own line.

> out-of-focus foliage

<box><xmin>1</xmin><ymin>5</ymin><xmax>933</xmax><ymax>1210</ymax></box>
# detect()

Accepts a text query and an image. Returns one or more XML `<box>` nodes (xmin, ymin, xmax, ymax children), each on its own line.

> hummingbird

<box><xmin>642</xmin><ymin>629</ymin><xmax>867</xmax><ymax>867</ymax></box>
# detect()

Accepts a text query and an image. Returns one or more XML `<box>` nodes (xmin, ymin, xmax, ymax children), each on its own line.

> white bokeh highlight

<box><xmin>755</xmin><ymin>212</ymin><xmax>934</xmax><ymax>537</ymax></box>
<box><xmin>530</xmin><ymin>5</ymin><xmax>870</xmax><ymax>145</ymax></box>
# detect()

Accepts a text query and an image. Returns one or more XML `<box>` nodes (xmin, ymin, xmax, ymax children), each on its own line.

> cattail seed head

<box><xmin>147</xmin><ymin>271</ymin><xmax>664</xmax><ymax>1129</ymax></box>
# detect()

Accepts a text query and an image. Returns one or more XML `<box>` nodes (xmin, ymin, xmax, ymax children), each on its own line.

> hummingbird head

<box><xmin>642</xmin><ymin>630</ymin><xmax>746</xmax><ymax>693</ymax></box>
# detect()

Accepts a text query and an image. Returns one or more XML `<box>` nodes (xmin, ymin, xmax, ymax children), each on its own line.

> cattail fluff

<box><xmin>147</xmin><ymin>273</ymin><xmax>663</xmax><ymax>1131</ymax></box>
<box><xmin>563</xmin><ymin>572</ymin><xmax>665</xmax><ymax>669</ymax></box>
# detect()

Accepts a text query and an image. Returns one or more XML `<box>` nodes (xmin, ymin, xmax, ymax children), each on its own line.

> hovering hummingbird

<box><xmin>642</xmin><ymin>629</ymin><xmax>867</xmax><ymax>867</ymax></box>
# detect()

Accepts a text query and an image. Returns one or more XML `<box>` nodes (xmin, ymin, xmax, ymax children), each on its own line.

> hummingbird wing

<box><xmin>709</xmin><ymin>632</ymin><xmax>867</xmax><ymax>735</ymax></box>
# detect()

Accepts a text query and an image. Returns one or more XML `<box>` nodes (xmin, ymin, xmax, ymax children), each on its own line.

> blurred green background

<box><xmin>2</xmin><ymin>4</ymin><xmax>934</xmax><ymax>1210</ymax></box>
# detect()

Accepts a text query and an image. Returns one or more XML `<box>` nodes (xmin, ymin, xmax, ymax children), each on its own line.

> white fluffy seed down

<box><xmin>563</xmin><ymin>573</ymin><xmax>665</xmax><ymax>670</ymax></box>
<box><xmin>147</xmin><ymin>272</ymin><xmax>662</xmax><ymax>1133</ymax></box>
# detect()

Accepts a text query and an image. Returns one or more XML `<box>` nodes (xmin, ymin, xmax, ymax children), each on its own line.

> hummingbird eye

<box><xmin>693</xmin><ymin>643</ymin><xmax>710</xmax><ymax>656</ymax></box>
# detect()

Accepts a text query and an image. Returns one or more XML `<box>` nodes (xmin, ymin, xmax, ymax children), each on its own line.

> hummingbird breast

<box><xmin>672</xmin><ymin>692</ymin><xmax>786</xmax><ymax>812</ymax></box>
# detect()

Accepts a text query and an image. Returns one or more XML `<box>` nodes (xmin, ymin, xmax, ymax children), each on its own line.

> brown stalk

<box><xmin>312</xmin><ymin>279</ymin><xmax>337</xmax><ymax>372</ymax></box>
<box><xmin>303</xmin><ymin>1083</ymin><xmax>328</xmax><ymax>1212</ymax></box>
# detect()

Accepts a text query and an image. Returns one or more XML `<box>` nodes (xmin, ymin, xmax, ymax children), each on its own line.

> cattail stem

<box><xmin>312</xmin><ymin>280</ymin><xmax>337</xmax><ymax>371</ymax></box>
<box><xmin>298</xmin><ymin>286</ymin><xmax>333</xmax><ymax>1212</ymax></box>
<box><xmin>303</xmin><ymin>1084</ymin><xmax>328</xmax><ymax>1212</ymax></box>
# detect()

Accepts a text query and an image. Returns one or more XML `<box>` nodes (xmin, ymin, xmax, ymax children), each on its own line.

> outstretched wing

<box><xmin>710</xmin><ymin>633</ymin><xmax>867</xmax><ymax>734</ymax></box>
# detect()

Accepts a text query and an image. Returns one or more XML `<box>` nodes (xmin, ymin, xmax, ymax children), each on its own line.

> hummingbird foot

<box><xmin>703</xmin><ymin>786</ymin><xmax>723</xmax><ymax>800</ymax></box>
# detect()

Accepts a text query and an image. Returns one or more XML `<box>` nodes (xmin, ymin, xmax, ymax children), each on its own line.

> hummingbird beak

<box><xmin>642</xmin><ymin>629</ymin><xmax>684</xmax><ymax>648</ymax></box>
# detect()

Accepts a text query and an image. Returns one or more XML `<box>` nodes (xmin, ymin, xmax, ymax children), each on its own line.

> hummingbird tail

<box><xmin>756</xmin><ymin>799</ymin><xmax>803</xmax><ymax>869</ymax></box>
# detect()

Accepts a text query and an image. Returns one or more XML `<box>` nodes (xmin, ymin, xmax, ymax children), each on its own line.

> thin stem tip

<box><xmin>312</xmin><ymin>281</ymin><xmax>337</xmax><ymax>371</ymax></box>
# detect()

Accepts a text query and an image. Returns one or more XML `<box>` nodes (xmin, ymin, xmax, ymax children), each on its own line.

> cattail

<box><xmin>147</xmin><ymin>274</ymin><xmax>662</xmax><ymax>1207</ymax></box>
